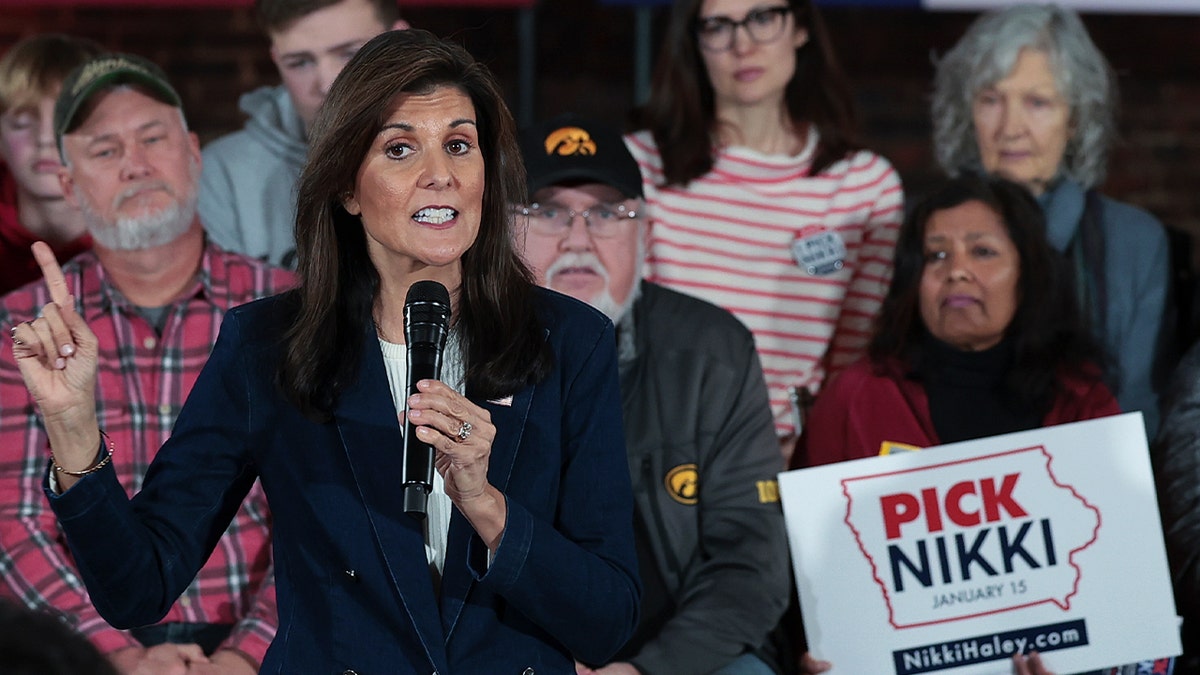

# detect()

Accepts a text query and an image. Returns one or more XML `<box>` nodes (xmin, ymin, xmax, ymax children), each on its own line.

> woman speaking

<box><xmin>10</xmin><ymin>30</ymin><xmax>639</xmax><ymax>674</ymax></box>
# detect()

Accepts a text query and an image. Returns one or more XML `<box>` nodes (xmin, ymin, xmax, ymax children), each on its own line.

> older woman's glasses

<box><xmin>695</xmin><ymin>6</ymin><xmax>792</xmax><ymax>52</ymax></box>
<box><xmin>515</xmin><ymin>203</ymin><xmax>639</xmax><ymax>238</ymax></box>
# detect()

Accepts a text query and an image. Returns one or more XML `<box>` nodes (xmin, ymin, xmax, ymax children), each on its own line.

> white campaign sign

<box><xmin>780</xmin><ymin>413</ymin><xmax>1181</xmax><ymax>674</ymax></box>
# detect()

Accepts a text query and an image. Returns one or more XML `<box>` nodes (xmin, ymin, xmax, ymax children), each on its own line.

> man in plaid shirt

<box><xmin>0</xmin><ymin>53</ymin><xmax>293</xmax><ymax>673</ymax></box>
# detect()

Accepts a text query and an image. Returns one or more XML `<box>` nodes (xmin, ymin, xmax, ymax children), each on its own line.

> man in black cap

<box><xmin>516</xmin><ymin>113</ymin><xmax>792</xmax><ymax>675</ymax></box>
<box><xmin>0</xmin><ymin>52</ymin><xmax>292</xmax><ymax>674</ymax></box>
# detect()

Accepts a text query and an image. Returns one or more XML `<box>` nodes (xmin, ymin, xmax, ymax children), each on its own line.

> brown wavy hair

<box><xmin>632</xmin><ymin>0</ymin><xmax>861</xmax><ymax>187</ymax></box>
<box><xmin>281</xmin><ymin>29</ymin><xmax>552</xmax><ymax>421</ymax></box>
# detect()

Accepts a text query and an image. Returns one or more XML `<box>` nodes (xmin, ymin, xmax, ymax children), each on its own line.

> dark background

<box><xmin>4</xmin><ymin>1</ymin><xmax>1199</xmax><ymax>254</ymax></box>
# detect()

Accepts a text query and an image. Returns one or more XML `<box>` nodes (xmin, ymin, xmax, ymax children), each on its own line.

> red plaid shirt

<box><xmin>0</xmin><ymin>243</ymin><xmax>294</xmax><ymax>661</ymax></box>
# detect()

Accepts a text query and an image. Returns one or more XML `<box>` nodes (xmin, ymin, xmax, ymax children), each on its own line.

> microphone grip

<box><xmin>402</xmin><ymin>347</ymin><xmax>444</xmax><ymax>517</ymax></box>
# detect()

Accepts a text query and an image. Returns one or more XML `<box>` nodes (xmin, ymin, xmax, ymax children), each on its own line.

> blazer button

<box><xmin>521</xmin><ymin>669</ymin><xmax>535</xmax><ymax>675</ymax></box>
<box><xmin>341</xmin><ymin>671</ymin><xmax>358</xmax><ymax>675</ymax></box>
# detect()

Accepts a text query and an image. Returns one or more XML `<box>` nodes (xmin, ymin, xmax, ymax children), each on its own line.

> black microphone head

<box><xmin>404</xmin><ymin>280</ymin><xmax>452</xmax><ymax>346</ymax></box>
<box><xmin>406</xmin><ymin>279</ymin><xmax>451</xmax><ymax>307</ymax></box>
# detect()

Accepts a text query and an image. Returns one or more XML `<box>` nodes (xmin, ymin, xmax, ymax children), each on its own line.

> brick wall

<box><xmin>5</xmin><ymin>2</ymin><xmax>1199</xmax><ymax>250</ymax></box>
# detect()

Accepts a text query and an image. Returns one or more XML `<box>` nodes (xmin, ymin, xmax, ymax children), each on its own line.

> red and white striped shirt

<box><xmin>625</xmin><ymin>130</ymin><xmax>904</xmax><ymax>436</ymax></box>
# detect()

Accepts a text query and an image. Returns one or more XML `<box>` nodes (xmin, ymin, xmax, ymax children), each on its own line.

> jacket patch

<box><xmin>664</xmin><ymin>464</ymin><xmax>699</xmax><ymax>505</ymax></box>
<box><xmin>756</xmin><ymin>480</ymin><xmax>780</xmax><ymax>504</ymax></box>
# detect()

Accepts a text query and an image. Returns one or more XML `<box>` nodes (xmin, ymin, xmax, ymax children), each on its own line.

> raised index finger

<box><xmin>31</xmin><ymin>241</ymin><xmax>71</xmax><ymax>307</ymax></box>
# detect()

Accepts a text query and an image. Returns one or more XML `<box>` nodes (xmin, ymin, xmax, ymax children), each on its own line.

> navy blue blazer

<box><xmin>48</xmin><ymin>288</ymin><xmax>640</xmax><ymax>674</ymax></box>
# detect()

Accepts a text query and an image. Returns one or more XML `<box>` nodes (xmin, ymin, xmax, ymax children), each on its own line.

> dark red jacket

<box><xmin>801</xmin><ymin>357</ymin><xmax>1121</xmax><ymax>468</ymax></box>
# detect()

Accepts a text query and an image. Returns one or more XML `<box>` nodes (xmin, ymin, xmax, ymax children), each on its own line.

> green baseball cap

<box><xmin>54</xmin><ymin>52</ymin><xmax>182</xmax><ymax>162</ymax></box>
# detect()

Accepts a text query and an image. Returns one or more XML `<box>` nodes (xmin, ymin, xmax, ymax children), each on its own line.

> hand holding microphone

<box><xmin>401</xmin><ymin>281</ymin><xmax>452</xmax><ymax>517</ymax></box>
<box><xmin>401</xmin><ymin>281</ymin><xmax>499</xmax><ymax>530</ymax></box>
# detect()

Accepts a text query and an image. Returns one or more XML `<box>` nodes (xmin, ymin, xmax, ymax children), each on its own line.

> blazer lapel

<box><xmin>335</xmin><ymin>329</ymin><xmax>449</xmax><ymax>673</ymax></box>
<box><xmin>439</xmin><ymin>384</ymin><xmax>534</xmax><ymax>640</ymax></box>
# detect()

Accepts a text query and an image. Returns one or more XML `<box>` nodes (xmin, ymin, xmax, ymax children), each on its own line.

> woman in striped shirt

<box><xmin>626</xmin><ymin>0</ymin><xmax>904</xmax><ymax>459</ymax></box>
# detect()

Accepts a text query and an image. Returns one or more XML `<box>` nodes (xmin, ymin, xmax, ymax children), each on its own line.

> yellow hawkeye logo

<box><xmin>543</xmin><ymin>126</ymin><xmax>597</xmax><ymax>157</ymax></box>
<box><xmin>664</xmin><ymin>464</ymin><xmax>699</xmax><ymax>505</ymax></box>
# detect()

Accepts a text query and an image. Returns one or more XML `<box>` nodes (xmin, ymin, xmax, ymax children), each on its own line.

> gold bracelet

<box><xmin>50</xmin><ymin>430</ymin><xmax>114</xmax><ymax>477</ymax></box>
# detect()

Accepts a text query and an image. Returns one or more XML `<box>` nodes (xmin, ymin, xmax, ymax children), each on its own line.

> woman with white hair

<box><xmin>931</xmin><ymin>3</ymin><xmax>1171</xmax><ymax>437</ymax></box>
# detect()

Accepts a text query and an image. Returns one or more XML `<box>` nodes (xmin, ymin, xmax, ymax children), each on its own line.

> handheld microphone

<box><xmin>401</xmin><ymin>280</ymin><xmax>452</xmax><ymax>518</ymax></box>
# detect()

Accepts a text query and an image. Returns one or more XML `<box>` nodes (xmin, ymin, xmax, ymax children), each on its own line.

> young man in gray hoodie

<box><xmin>198</xmin><ymin>0</ymin><xmax>406</xmax><ymax>268</ymax></box>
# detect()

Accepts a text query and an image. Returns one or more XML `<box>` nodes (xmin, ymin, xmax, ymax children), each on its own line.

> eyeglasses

<box><xmin>515</xmin><ymin>202</ymin><xmax>639</xmax><ymax>239</ymax></box>
<box><xmin>695</xmin><ymin>6</ymin><xmax>792</xmax><ymax>52</ymax></box>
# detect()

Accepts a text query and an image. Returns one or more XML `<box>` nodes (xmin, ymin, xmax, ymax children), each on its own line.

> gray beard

<box><xmin>544</xmin><ymin>250</ymin><xmax>642</xmax><ymax>326</ymax></box>
<box><xmin>82</xmin><ymin>189</ymin><xmax>197</xmax><ymax>251</ymax></box>
<box><xmin>593</xmin><ymin>279</ymin><xmax>641</xmax><ymax>328</ymax></box>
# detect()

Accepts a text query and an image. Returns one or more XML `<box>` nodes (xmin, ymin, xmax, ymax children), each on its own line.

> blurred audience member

<box><xmin>0</xmin><ymin>52</ymin><xmax>292</xmax><ymax>673</ymax></box>
<box><xmin>1151</xmin><ymin>344</ymin><xmax>1200</xmax><ymax>673</ymax></box>
<box><xmin>802</xmin><ymin>175</ymin><xmax>1117</xmax><ymax>467</ymax></box>
<box><xmin>198</xmin><ymin>0</ymin><xmax>407</xmax><ymax>268</ymax></box>
<box><xmin>0</xmin><ymin>600</ymin><xmax>119</xmax><ymax>675</ymax></box>
<box><xmin>626</xmin><ymin>0</ymin><xmax>903</xmax><ymax>459</ymax></box>
<box><xmin>932</xmin><ymin>3</ymin><xmax>1169</xmax><ymax>435</ymax></box>
<box><xmin>517</xmin><ymin>113</ymin><xmax>790</xmax><ymax>675</ymax></box>
<box><xmin>0</xmin><ymin>34</ymin><xmax>104</xmax><ymax>294</ymax></box>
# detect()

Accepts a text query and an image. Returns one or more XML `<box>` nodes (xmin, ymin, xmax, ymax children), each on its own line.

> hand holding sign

<box><xmin>1012</xmin><ymin>652</ymin><xmax>1054</xmax><ymax>675</ymax></box>
<box><xmin>10</xmin><ymin>242</ymin><xmax>102</xmax><ymax>487</ymax></box>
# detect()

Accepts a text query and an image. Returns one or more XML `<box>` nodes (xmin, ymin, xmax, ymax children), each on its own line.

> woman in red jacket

<box><xmin>802</xmin><ymin>174</ymin><xmax>1118</xmax><ymax>469</ymax></box>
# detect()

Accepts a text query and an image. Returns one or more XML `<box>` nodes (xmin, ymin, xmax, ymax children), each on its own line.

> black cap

<box><xmin>519</xmin><ymin>114</ymin><xmax>643</xmax><ymax>201</ymax></box>
<box><xmin>54</xmin><ymin>52</ymin><xmax>182</xmax><ymax>161</ymax></box>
